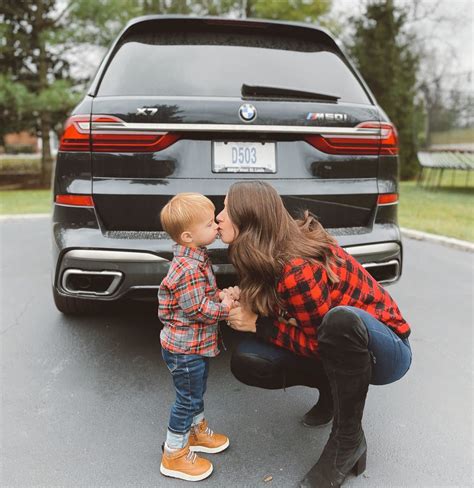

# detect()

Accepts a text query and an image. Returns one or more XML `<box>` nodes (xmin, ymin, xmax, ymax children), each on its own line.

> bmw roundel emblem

<box><xmin>239</xmin><ymin>104</ymin><xmax>257</xmax><ymax>122</ymax></box>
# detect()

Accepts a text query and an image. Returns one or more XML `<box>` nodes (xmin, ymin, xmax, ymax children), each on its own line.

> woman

<box><xmin>216</xmin><ymin>181</ymin><xmax>412</xmax><ymax>488</ymax></box>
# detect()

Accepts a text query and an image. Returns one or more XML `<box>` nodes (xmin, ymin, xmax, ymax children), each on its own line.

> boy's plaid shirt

<box><xmin>257</xmin><ymin>245</ymin><xmax>411</xmax><ymax>358</ymax></box>
<box><xmin>158</xmin><ymin>244</ymin><xmax>230</xmax><ymax>357</ymax></box>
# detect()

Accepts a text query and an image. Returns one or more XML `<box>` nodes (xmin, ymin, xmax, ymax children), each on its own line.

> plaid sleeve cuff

<box><xmin>218</xmin><ymin>302</ymin><xmax>230</xmax><ymax>320</ymax></box>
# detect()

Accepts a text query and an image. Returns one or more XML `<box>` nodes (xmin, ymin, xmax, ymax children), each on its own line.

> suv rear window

<box><xmin>97</xmin><ymin>27</ymin><xmax>371</xmax><ymax>104</ymax></box>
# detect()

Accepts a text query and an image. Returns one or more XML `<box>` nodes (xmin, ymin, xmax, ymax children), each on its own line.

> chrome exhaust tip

<box><xmin>61</xmin><ymin>269</ymin><xmax>123</xmax><ymax>296</ymax></box>
<box><xmin>362</xmin><ymin>260</ymin><xmax>400</xmax><ymax>284</ymax></box>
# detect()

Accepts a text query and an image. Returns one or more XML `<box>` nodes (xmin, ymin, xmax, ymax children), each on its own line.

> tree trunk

<box><xmin>36</xmin><ymin>1</ymin><xmax>53</xmax><ymax>188</ymax></box>
<box><xmin>425</xmin><ymin>114</ymin><xmax>432</xmax><ymax>147</ymax></box>
<box><xmin>245</xmin><ymin>0</ymin><xmax>253</xmax><ymax>18</ymax></box>
<box><xmin>40</xmin><ymin>113</ymin><xmax>53</xmax><ymax>188</ymax></box>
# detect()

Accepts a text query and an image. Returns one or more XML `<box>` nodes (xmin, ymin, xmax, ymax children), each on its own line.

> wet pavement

<box><xmin>1</xmin><ymin>217</ymin><xmax>472</xmax><ymax>487</ymax></box>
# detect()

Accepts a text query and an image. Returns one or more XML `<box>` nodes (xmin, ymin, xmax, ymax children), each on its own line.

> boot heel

<box><xmin>352</xmin><ymin>449</ymin><xmax>367</xmax><ymax>476</ymax></box>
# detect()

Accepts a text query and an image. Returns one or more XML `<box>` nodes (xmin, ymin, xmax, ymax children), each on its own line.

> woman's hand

<box><xmin>227</xmin><ymin>304</ymin><xmax>258</xmax><ymax>333</ymax></box>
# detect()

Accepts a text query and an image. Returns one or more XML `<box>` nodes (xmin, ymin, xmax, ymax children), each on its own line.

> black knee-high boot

<box><xmin>299</xmin><ymin>307</ymin><xmax>372</xmax><ymax>488</ymax></box>
<box><xmin>301</xmin><ymin>384</ymin><xmax>334</xmax><ymax>428</ymax></box>
<box><xmin>285</xmin><ymin>355</ymin><xmax>334</xmax><ymax>428</ymax></box>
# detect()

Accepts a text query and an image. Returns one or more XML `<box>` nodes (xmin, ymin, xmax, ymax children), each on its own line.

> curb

<box><xmin>0</xmin><ymin>213</ymin><xmax>50</xmax><ymax>220</ymax></box>
<box><xmin>401</xmin><ymin>227</ymin><xmax>474</xmax><ymax>253</ymax></box>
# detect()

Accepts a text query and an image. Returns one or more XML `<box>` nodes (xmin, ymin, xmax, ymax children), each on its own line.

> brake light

<box><xmin>58</xmin><ymin>115</ymin><xmax>180</xmax><ymax>152</ymax></box>
<box><xmin>92</xmin><ymin>131</ymin><xmax>180</xmax><ymax>152</ymax></box>
<box><xmin>377</xmin><ymin>193</ymin><xmax>398</xmax><ymax>205</ymax></box>
<box><xmin>305</xmin><ymin>121</ymin><xmax>398</xmax><ymax>156</ymax></box>
<box><xmin>59</xmin><ymin>115</ymin><xmax>91</xmax><ymax>151</ymax></box>
<box><xmin>55</xmin><ymin>194</ymin><xmax>94</xmax><ymax>207</ymax></box>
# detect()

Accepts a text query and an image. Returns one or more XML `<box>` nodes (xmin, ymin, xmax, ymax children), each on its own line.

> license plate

<box><xmin>212</xmin><ymin>142</ymin><xmax>276</xmax><ymax>173</ymax></box>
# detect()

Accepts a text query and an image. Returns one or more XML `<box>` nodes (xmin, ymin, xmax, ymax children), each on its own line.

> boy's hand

<box><xmin>221</xmin><ymin>292</ymin><xmax>236</xmax><ymax>309</ymax></box>
<box><xmin>229</xmin><ymin>286</ymin><xmax>241</xmax><ymax>300</ymax></box>
<box><xmin>219</xmin><ymin>286</ymin><xmax>240</xmax><ymax>301</ymax></box>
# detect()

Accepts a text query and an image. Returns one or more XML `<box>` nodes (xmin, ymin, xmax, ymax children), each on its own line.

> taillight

<box><xmin>55</xmin><ymin>194</ymin><xmax>94</xmax><ymax>207</ymax></box>
<box><xmin>305</xmin><ymin>121</ymin><xmax>398</xmax><ymax>156</ymax></box>
<box><xmin>377</xmin><ymin>193</ymin><xmax>398</xmax><ymax>205</ymax></box>
<box><xmin>59</xmin><ymin>115</ymin><xmax>91</xmax><ymax>151</ymax></box>
<box><xmin>58</xmin><ymin>115</ymin><xmax>180</xmax><ymax>152</ymax></box>
<box><xmin>91</xmin><ymin>132</ymin><xmax>180</xmax><ymax>152</ymax></box>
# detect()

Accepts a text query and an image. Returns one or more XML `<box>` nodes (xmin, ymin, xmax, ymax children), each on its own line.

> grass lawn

<box><xmin>1</xmin><ymin>177</ymin><xmax>473</xmax><ymax>242</ymax></box>
<box><xmin>0</xmin><ymin>189</ymin><xmax>52</xmax><ymax>215</ymax></box>
<box><xmin>431</xmin><ymin>127</ymin><xmax>474</xmax><ymax>145</ymax></box>
<box><xmin>399</xmin><ymin>179</ymin><xmax>473</xmax><ymax>242</ymax></box>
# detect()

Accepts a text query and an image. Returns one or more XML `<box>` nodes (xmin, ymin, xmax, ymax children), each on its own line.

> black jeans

<box><xmin>230</xmin><ymin>306</ymin><xmax>412</xmax><ymax>390</ymax></box>
<box><xmin>230</xmin><ymin>333</ymin><xmax>330</xmax><ymax>392</ymax></box>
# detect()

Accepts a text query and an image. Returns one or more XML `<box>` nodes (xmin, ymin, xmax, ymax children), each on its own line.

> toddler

<box><xmin>158</xmin><ymin>192</ymin><xmax>235</xmax><ymax>482</ymax></box>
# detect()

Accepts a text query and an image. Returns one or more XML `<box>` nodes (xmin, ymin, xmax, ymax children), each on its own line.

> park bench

<box><xmin>417</xmin><ymin>149</ymin><xmax>474</xmax><ymax>187</ymax></box>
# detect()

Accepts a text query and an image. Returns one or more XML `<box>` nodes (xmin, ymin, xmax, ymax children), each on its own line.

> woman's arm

<box><xmin>280</xmin><ymin>259</ymin><xmax>332</xmax><ymax>329</ymax></box>
<box><xmin>228</xmin><ymin>260</ymin><xmax>331</xmax><ymax>357</ymax></box>
<box><xmin>227</xmin><ymin>305</ymin><xmax>320</xmax><ymax>357</ymax></box>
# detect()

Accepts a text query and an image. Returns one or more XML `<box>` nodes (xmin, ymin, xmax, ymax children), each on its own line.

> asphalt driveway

<box><xmin>1</xmin><ymin>216</ymin><xmax>472</xmax><ymax>487</ymax></box>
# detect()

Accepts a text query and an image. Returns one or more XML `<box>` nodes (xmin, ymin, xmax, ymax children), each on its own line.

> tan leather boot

<box><xmin>189</xmin><ymin>419</ymin><xmax>230</xmax><ymax>454</ymax></box>
<box><xmin>160</xmin><ymin>443</ymin><xmax>213</xmax><ymax>481</ymax></box>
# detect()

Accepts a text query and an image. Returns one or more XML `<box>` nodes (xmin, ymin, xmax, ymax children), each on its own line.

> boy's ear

<box><xmin>180</xmin><ymin>230</ymin><xmax>193</xmax><ymax>243</ymax></box>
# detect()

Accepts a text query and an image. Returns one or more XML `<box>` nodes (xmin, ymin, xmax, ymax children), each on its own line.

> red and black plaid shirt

<box><xmin>158</xmin><ymin>245</ymin><xmax>230</xmax><ymax>357</ymax></box>
<box><xmin>257</xmin><ymin>245</ymin><xmax>411</xmax><ymax>358</ymax></box>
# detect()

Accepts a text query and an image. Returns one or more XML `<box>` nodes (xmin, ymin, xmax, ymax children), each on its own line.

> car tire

<box><xmin>53</xmin><ymin>288</ymin><xmax>103</xmax><ymax>315</ymax></box>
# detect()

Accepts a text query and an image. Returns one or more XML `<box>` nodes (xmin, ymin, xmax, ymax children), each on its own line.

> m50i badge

<box><xmin>307</xmin><ymin>112</ymin><xmax>348</xmax><ymax>122</ymax></box>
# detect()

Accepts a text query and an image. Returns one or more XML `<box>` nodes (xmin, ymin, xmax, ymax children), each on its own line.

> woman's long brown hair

<box><xmin>227</xmin><ymin>181</ymin><xmax>341</xmax><ymax>316</ymax></box>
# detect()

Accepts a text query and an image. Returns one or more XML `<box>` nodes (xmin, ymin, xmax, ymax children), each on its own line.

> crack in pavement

<box><xmin>1</xmin><ymin>296</ymin><xmax>33</xmax><ymax>335</ymax></box>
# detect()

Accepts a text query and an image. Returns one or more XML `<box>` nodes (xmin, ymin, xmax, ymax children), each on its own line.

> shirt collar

<box><xmin>173</xmin><ymin>244</ymin><xmax>209</xmax><ymax>263</ymax></box>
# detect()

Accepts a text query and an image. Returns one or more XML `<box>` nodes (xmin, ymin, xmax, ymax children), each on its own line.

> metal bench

<box><xmin>417</xmin><ymin>149</ymin><xmax>474</xmax><ymax>187</ymax></box>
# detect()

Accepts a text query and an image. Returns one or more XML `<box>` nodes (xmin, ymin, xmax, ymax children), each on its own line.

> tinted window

<box><xmin>98</xmin><ymin>29</ymin><xmax>370</xmax><ymax>104</ymax></box>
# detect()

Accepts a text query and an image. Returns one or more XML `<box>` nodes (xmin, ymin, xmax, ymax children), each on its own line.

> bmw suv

<box><xmin>52</xmin><ymin>15</ymin><xmax>402</xmax><ymax>315</ymax></box>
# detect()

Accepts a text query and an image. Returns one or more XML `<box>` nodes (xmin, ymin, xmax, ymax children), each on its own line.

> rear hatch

<box><xmin>88</xmin><ymin>18</ymin><xmax>395</xmax><ymax>232</ymax></box>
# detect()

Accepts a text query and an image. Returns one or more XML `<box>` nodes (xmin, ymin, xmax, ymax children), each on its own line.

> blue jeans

<box><xmin>231</xmin><ymin>306</ymin><xmax>412</xmax><ymax>388</ymax></box>
<box><xmin>344</xmin><ymin>306</ymin><xmax>412</xmax><ymax>385</ymax></box>
<box><xmin>162</xmin><ymin>348</ymin><xmax>209</xmax><ymax>447</ymax></box>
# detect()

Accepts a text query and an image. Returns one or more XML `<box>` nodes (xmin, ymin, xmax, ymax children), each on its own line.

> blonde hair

<box><xmin>160</xmin><ymin>193</ymin><xmax>215</xmax><ymax>243</ymax></box>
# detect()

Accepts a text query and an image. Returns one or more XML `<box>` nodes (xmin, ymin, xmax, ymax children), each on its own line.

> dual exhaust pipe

<box><xmin>62</xmin><ymin>269</ymin><xmax>123</xmax><ymax>296</ymax></box>
<box><xmin>61</xmin><ymin>259</ymin><xmax>400</xmax><ymax>298</ymax></box>
<box><xmin>363</xmin><ymin>260</ymin><xmax>399</xmax><ymax>284</ymax></box>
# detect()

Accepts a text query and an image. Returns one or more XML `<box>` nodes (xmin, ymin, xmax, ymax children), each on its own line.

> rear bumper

<box><xmin>52</xmin><ymin>223</ymin><xmax>402</xmax><ymax>300</ymax></box>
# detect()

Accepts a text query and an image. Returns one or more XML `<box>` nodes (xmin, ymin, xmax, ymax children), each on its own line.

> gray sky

<box><xmin>331</xmin><ymin>0</ymin><xmax>473</xmax><ymax>86</ymax></box>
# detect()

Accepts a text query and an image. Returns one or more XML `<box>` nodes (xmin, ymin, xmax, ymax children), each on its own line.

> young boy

<box><xmin>158</xmin><ymin>193</ymin><xmax>234</xmax><ymax>482</ymax></box>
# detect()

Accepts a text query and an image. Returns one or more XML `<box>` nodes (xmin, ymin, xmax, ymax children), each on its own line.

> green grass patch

<box><xmin>0</xmin><ymin>189</ymin><xmax>52</xmax><ymax>214</ymax></box>
<box><xmin>431</xmin><ymin>127</ymin><xmax>474</xmax><ymax>145</ymax></box>
<box><xmin>399</xmin><ymin>178</ymin><xmax>474</xmax><ymax>242</ymax></box>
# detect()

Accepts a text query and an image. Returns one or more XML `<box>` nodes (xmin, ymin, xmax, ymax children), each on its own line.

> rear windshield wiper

<box><xmin>241</xmin><ymin>84</ymin><xmax>340</xmax><ymax>102</ymax></box>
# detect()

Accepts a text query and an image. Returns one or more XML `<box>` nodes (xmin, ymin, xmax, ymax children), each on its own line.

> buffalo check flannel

<box><xmin>158</xmin><ymin>244</ymin><xmax>230</xmax><ymax>357</ymax></box>
<box><xmin>256</xmin><ymin>245</ymin><xmax>411</xmax><ymax>358</ymax></box>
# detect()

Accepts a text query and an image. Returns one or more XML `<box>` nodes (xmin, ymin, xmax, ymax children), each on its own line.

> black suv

<box><xmin>52</xmin><ymin>15</ymin><xmax>402</xmax><ymax>315</ymax></box>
